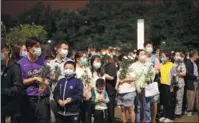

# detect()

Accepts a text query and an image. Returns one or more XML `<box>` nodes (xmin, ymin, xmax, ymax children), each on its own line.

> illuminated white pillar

<box><xmin>137</xmin><ymin>19</ymin><xmax>144</xmax><ymax>49</ymax></box>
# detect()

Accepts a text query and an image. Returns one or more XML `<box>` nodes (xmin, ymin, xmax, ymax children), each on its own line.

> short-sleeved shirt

<box><xmin>117</xmin><ymin>64</ymin><xmax>136</xmax><ymax>94</ymax></box>
<box><xmin>147</xmin><ymin>55</ymin><xmax>160</xmax><ymax>71</ymax></box>
<box><xmin>48</xmin><ymin>57</ymin><xmax>70</xmax><ymax>100</ymax></box>
<box><xmin>92</xmin><ymin>71</ymin><xmax>105</xmax><ymax>88</ymax></box>
<box><xmin>49</xmin><ymin>58</ymin><xmax>68</xmax><ymax>80</ymax></box>
<box><xmin>131</xmin><ymin>61</ymin><xmax>155</xmax><ymax>89</ymax></box>
<box><xmin>17</xmin><ymin>56</ymin><xmax>48</xmax><ymax>96</ymax></box>
<box><xmin>160</xmin><ymin>62</ymin><xmax>174</xmax><ymax>85</ymax></box>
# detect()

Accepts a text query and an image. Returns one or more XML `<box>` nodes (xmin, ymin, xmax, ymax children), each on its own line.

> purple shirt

<box><xmin>18</xmin><ymin>56</ymin><xmax>49</xmax><ymax>96</ymax></box>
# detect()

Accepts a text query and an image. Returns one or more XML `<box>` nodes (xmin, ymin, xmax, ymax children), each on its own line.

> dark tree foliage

<box><xmin>2</xmin><ymin>0</ymin><xmax>199</xmax><ymax>51</ymax></box>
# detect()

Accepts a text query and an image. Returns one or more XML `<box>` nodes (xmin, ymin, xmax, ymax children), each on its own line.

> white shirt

<box><xmin>48</xmin><ymin>57</ymin><xmax>68</xmax><ymax>100</ymax></box>
<box><xmin>92</xmin><ymin>71</ymin><xmax>105</xmax><ymax>88</ymax></box>
<box><xmin>118</xmin><ymin>65</ymin><xmax>136</xmax><ymax>94</ymax></box>
<box><xmin>76</xmin><ymin>67</ymin><xmax>93</xmax><ymax>84</ymax></box>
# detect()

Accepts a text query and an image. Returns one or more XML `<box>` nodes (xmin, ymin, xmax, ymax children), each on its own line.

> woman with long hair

<box><xmin>75</xmin><ymin>51</ymin><xmax>93</xmax><ymax>123</ymax></box>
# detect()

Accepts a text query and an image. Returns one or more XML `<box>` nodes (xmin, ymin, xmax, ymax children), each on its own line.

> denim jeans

<box><xmin>136</xmin><ymin>89</ymin><xmax>151</xmax><ymax>122</ymax></box>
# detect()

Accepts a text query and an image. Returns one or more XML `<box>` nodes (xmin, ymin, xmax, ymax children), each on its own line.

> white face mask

<box><xmin>61</xmin><ymin>49</ymin><xmax>68</xmax><ymax>58</ymax></box>
<box><xmin>139</xmin><ymin>55</ymin><xmax>146</xmax><ymax>62</ymax></box>
<box><xmin>93</xmin><ymin>62</ymin><xmax>101</xmax><ymax>69</ymax></box>
<box><xmin>64</xmin><ymin>69</ymin><xmax>74</xmax><ymax>76</ymax></box>
<box><xmin>146</xmin><ymin>47</ymin><xmax>153</xmax><ymax>54</ymax></box>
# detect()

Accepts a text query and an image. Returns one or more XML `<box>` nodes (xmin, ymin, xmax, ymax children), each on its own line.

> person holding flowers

<box><xmin>115</xmin><ymin>54</ymin><xmax>136</xmax><ymax>123</ymax></box>
<box><xmin>92</xmin><ymin>78</ymin><xmax>110</xmax><ymax>123</ymax></box>
<box><xmin>75</xmin><ymin>51</ymin><xmax>93</xmax><ymax>123</ymax></box>
<box><xmin>90</xmin><ymin>54</ymin><xmax>114</xmax><ymax>88</ymax></box>
<box><xmin>131</xmin><ymin>49</ymin><xmax>155</xmax><ymax>123</ymax></box>
<box><xmin>17</xmin><ymin>37</ymin><xmax>50</xmax><ymax>123</ymax></box>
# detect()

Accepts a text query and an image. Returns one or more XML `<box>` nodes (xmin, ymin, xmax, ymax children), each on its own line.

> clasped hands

<box><xmin>97</xmin><ymin>94</ymin><xmax>104</xmax><ymax>102</ymax></box>
<box><xmin>58</xmin><ymin>98</ymin><xmax>72</xmax><ymax>107</ymax></box>
<box><xmin>34</xmin><ymin>77</ymin><xmax>49</xmax><ymax>86</ymax></box>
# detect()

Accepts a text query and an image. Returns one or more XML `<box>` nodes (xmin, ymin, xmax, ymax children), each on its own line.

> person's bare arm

<box><xmin>120</xmin><ymin>77</ymin><xmax>136</xmax><ymax>83</ymax></box>
<box><xmin>104</xmin><ymin>74</ymin><xmax>114</xmax><ymax>80</ymax></box>
<box><xmin>23</xmin><ymin>77</ymin><xmax>37</xmax><ymax>85</ymax></box>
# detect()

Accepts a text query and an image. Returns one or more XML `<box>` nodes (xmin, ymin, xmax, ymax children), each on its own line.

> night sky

<box><xmin>2</xmin><ymin>0</ymin><xmax>87</xmax><ymax>17</ymax></box>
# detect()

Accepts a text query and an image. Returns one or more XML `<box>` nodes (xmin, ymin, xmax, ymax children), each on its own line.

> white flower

<box><xmin>123</xmin><ymin>56</ymin><xmax>128</xmax><ymax>59</ymax></box>
<box><xmin>128</xmin><ymin>56</ymin><xmax>134</xmax><ymax>60</ymax></box>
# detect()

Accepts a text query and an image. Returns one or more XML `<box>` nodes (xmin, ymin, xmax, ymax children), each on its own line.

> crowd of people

<box><xmin>1</xmin><ymin>37</ymin><xmax>199</xmax><ymax>123</ymax></box>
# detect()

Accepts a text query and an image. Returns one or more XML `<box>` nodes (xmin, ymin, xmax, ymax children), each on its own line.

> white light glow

<box><xmin>137</xmin><ymin>19</ymin><xmax>144</xmax><ymax>49</ymax></box>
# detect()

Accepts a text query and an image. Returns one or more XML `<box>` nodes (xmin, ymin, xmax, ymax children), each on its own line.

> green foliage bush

<box><xmin>2</xmin><ymin>0</ymin><xmax>199</xmax><ymax>51</ymax></box>
<box><xmin>5</xmin><ymin>24</ymin><xmax>47</xmax><ymax>45</ymax></box>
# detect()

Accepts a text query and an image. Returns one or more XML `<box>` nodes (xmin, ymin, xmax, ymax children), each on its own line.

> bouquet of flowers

<box><xmin>39</xmin><ymin>65</ymin><xmax>51</xmax><ymax>93</ymax></box>
<box><xmin>81</xmin><ymin>69</ymin><xmax>92</xmax><ymax>86</ymax></box>
<box><xmin>54</xmin><ymin>65</ymin><xmax>62</xmax><ymax>81</ymax></box>
<box><xmin>144</xmin><ymin>65</ymin><xmax>154</xmax><ymax>83</ymax></box>
<box><xmin>119</xmin><ymin>55</ymin><xmax>135</xmax><ymax>80</ymax></box>
<box><xmin>81</xmin><ymin>68</ymin><xmax>92</xmax><ymax>100</ymax></box>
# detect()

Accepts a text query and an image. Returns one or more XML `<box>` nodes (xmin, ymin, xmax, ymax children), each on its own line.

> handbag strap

<box><xmin>147</xmin><ymin>64</ymin><xmax>154</xmax><ymax>84</ymax></box>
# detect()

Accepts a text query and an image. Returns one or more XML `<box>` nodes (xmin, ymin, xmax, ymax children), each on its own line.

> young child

<box><xmin>54</xmin><ymin>60</ymin><xmax>83</xmax><ymax>123</ymax></box>
<box><xmin>92</xmin><ymin>78</ymin><xmax>109</xmax><ymax>123</ymax></box>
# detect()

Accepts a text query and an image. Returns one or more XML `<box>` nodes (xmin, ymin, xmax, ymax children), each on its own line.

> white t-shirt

<box><xmin>76</xmin><ymin>67</ymin><xmax>92</xmax><ymax>82</ymax></box>
<box><xmin>118</xmin><ymin>65</ymin><xmax>136</xmax><ymax>94</ymax></box>
<box><xmin>92</xmin><ymin>71</ymin><xmax>105</xmax><ymax>88</ymax></box>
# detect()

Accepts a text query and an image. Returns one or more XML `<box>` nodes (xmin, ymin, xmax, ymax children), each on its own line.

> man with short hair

<box><xmin>18</xmin><ymin>37</ymin><xmax>50</xmax><ymax>123</ymax></box>
<box><xmin>49</xmin><ymin>42</ymin><xmax>70</xmax><ymax>122</ymax></box>
<box><xmin>144</xmin><ymin>41</ymin><xmax>161</xmax><ymax>123</ymax></box>
<box><xmin>185</xmin><ymin>50</ymin><xmax>198</xmax><ymax>116</ymax></box>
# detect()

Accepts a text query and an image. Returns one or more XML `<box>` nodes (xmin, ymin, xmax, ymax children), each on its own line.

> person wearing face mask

<box><xmin>19</xmin><ymin>44</ymin><xmax>28</xmax><ymax>58</ymax></box>
<box><xmin>54</xmin><ymin>60</ymin><xmax>83</xmax><ymax>123</ymax></box>
<box><xmin>170</xmin><ymin>52</ymin><xmax>186</xmax><ymax>119</ymax></box>
<box><xmin>48</xmin><ymin>42</ymin><xmax>70</xmax><ymax>123</ymax></box>
<box><xmin>131</xmin><ymin>49</ymin><xmax>155</xmax><ymax>123</ymax></box>
<box><xmin>90</xmin><ymin>54</ymin><xmax>114</xmax><ymax>88</ymax></box>
<box><xmin>184</xmin><ymin>50</ymin><xmax>199</xmax><ymax>116</ymax></box>
<box><xmin>159</xmin><ymin>52</ymin><xmax>174</xmax><ymax>122</ymax></box>
<box><xmin>1</xmin><ymin>41</ymin><xmax>23</xmax><ymax>123</ymax></box>
<box><xmin>144</xmin><ymin>42</ymin><xmax>160</xmax><ymax>123</ymax></box>
<box><xmin>17</xmin><ymin>37</ymin><xmax>50</xmax><ymax>123</ymax></box>
<box><xmin>92</xmin><ymin>78</ymin><xmax>109</xmax><ymax>123</ymax></box>
<box><xmin>75</xmin><ymin>51</ymin><xmax>93</xmax><ymax>123</ymax></box>
<box><xmin>115</xmin><ymin>54</ymin><xmax>137</xmax><ymax>123</ymax></box>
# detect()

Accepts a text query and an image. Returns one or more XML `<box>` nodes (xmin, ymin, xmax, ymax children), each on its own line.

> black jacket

<box><xmin>196</xmin><ymin>58</ymin><xmax>199</xmax><ymax>73</ymax></box>
<box><xmin>54</xmin><ymin>77</ymin><xmax>83</xmax><ymax>113</ymax></box>
<box><xmin>185</xmin><ymin>59</ymin><xmax>197</xmax><ymax>90</ymax></box>
<box><xmin>105</xmin><ymin>62</ymin><xmax>117</xmax><ymax>96</ymax></box>
<box><xmin>1</xmin><ymin>59</ymin><xmax>23</xmax><ymax>115</ymax></box>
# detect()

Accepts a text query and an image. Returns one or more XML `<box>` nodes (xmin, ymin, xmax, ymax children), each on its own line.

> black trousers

<box><xmin>80</xmin><ymin>100</ymin><xmax>92</xmax><ymax>123</ymax></box>
<box><xmin>94</xmin><ymin>110</ymin><xmax>108</xmax><ymax>123</ymax></box>
<box><xmin>50</xmin><ymin>100</ymin><xmax>58</xmax><ymax>122</ymax></box>
<box><xmin>107</xmin><ymin>93</ymin><xmax>116</xmax><ymax>123</ymax></box>
<box><xmin>183</xmin><ymin>82</ymin><xmax>187</xmax><ymax>112</ymax></box>
<box><xmin>1</xmin><ymin>99</ymin><xmax>21</xmax><ymax>123</ymax></box>
<box><xmin>20</xmin><ymin>96</ymin><xmax>50</xmax><ymax>123</ymax></box>
<box><xmin>160</xmin><ymin>84</ymin><xmax>174</xmax><ymax>119</ymax></box>
<box><xmin>56</xmin><ymin>115</ymin><xmax>79</xmax><ymax>123</ymax></box>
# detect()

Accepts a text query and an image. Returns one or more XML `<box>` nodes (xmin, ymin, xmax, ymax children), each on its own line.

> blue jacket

<box><xmin>54</xmin><ymin>77</ymin><xmax>83</xmax><ymax>113</ymax></box>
